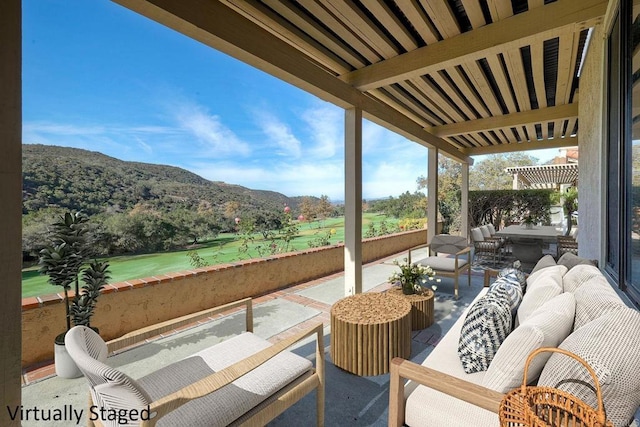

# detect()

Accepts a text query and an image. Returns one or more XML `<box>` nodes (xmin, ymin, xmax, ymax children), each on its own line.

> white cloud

<box><xmin>174</xmin><ymin>102</ymin><xmax>251</xmax><ymax>157</ymax></box>
<box><xmin>254</xmin><ymin>111</ymin><xmax>302</xmax><ymax>158</ymax></box>
<box><xmin>302</xmin><ymin>103</ymin><xmax>342</xmax><ymax>159</ymax></box>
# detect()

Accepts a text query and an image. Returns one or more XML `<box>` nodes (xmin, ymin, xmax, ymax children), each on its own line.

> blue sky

<box><xmin>22</xmin><ymin>0</ymin><xmax>557</xmax><ymax>201</ymax></box>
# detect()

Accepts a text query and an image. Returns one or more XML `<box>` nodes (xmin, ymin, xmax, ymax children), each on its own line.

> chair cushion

<box><xmin>538</xmin><ymin>307</ymin><xmax>640</xmax><ymax>427</ymax></box>
<box><xmin>471</xmin><ymin>227</ymin><xmax>484</xmax><ymax>242</ymax></box>
<box><xmin>482</xmin><ymin>293</ymin><xmax>575</xmax><ymax>393</ymax></box>
<box><xmin>138</xmin><ymin>332</ymin><xmax>313</xmax><ymax>427</ymax></box>
<box><xmin>487</xmin><ymin>224</ymin><xmax>497</xmax><ymax>235</ymax></box>
<box><xmin>458</xmin><ymin>286</ymin><xmax>512</xmax><ymax>374</ymax></box>
<box><xmin>480</xmin><ymin>225</ymin><xmax>492</xmax><ymax>238</ymax></box>
<box><xmin>417</xmin><ymin>255</ymin><xmax>468</xmax><ymax>272</ymax></box>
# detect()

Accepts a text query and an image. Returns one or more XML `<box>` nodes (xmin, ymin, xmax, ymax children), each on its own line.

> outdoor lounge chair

<box><xmin>407</xmin><ymin>234</ymin><xmax>471</xmax><ymax>299</ymax></box>
<box><xmin>65</xmin><ymin>298</ymin><xmax>325</xmax><ymax>427</ymax></box>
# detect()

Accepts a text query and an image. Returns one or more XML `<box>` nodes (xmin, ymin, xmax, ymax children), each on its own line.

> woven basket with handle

<box><xmin>499</xmin><ymin>347</ymin><xmax>614</xmax><ymax>427</ymax></box>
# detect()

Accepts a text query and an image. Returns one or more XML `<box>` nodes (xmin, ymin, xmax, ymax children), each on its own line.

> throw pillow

<box><xmin>482</xmin><ymin>293</ymin><xmax>576</xmax><ymax>393</ymax></box>
<box><xmin>517</xmin><ymin>265</ymin><xmax>565</xmax><ymax>325</ymax></box>
<box><xmin>572</xmin><ymin>276</ymin><xmax>626</xmax><ymax>330</ymax></box>
<box><xmin>497</xmin><ymin>261</ymin><xmax>527</xmax><ymax>291</ymax></box>
<box><xmin>557</xmin><ymin>252</ymin><xmax>596</xmax><ymax>271</ymax></box>
<box><xmin>538</xmin><ymin>307</ymin><xmax>640</xmax><ymax>427</ymax></box>
<box><xmin>529</xmin><ymin>254</ymin><xmax>557</xmax><ymax>275</ymax></box>
<box><xmin>458</xmin><ymin>286</ymin><xmax>512</xmax><ymax>374</ymax></box>
<box><xmin>562</xmin><ymin>264</ymin><xmax>603</xmax><ymax>293</ymax></box>
<box><xmin>489</xmin><ymin>275</ymin><xmax>523</xmax><ymax>316</ymax></box>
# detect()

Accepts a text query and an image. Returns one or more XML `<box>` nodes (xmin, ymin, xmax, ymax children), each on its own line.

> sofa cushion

<box><xmin>557</xmin><ymin>252</ymin><xmax>597</xmax><ymax>271</ymax></box>
<box><xmin>458</xmin><ymin>286</ymin><xmax>512</xmax><ymax>374</ymax></box>
<box><xmin>529</xmin><ymin>254</ymin><xmax>557</xmax><ymax>274</ymax></box>
<box><xmin>538</xmin><ymin>307</ymin><xmax>640</xmax><ymax>427</ymax></box>
<box><xmin>563</xmin><ymin>264</ymin><xmax>604</xmax><ymax>293</ymax></box>
<box><xmin>517</xmin><ymin>265</ymin><xmax>566</xmax><ymax>325</ymax></box>
<box><xmin>482</xmin><ymin>293</ymin><xmax>576</xmax><ymax>393</ymax></box>
<box><xmin>572</xmin><ymin>275</ymin><xmax>626</xmax><ymax>330</ymax></box>
<box><xmin>497</xmin><ymin>263</ymin><xmax>527</xmax><ymax>292</ymax></box>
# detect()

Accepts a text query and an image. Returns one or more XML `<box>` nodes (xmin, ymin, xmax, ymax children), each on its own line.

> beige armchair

<box><xmin>408</xmin><ymin>234</ymin><xmax>471</xmax><ymax>299</ymax></box>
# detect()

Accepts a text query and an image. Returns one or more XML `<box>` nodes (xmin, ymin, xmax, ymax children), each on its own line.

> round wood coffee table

<box><xmin>330</xmin><ymin>293</ymin><xmax>411</xmax><ymax>376</ymax></box>
<box><xmin>387</xmin><ymin>287</ymin><xmax>435</xmax><ymax>330</ymax></box>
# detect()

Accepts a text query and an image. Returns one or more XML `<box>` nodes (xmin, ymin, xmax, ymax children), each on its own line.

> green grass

<box><xmin>22</xmin><ymin>213</ymin><xmax>400</xmax><ymax>298</ymax></box>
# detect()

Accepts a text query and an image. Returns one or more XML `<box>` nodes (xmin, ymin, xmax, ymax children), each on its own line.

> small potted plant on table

<box><xmin>389</xmin><ymin>258</ymin><xmax>438</xmax><ymax>295</ymax></box>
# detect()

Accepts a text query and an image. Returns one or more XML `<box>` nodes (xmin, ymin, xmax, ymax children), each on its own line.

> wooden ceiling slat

<box><xmin>503</xmin><ymin>49</ymin><xmax>532</xmax><ymax>112</ymax></box>
<box><xmin>394</xmin><ymin>0</ymin><xmax>439</xmax><ymax>44</ymax></box>
<box><xmin>487</xmin><ymin>0</ymin><xmax>513</xmax><ymax>22</ymax></box>
<box><xmin>368</xmin><ymin>88</ymin><xmax>435</xmax><ymax>128</ymax></box>
<box><xmin>485</xmin><ymin>130</ymin><xmax>503</xmax><ymax>145</ymax></box>
<box><xmin>556</xmin><ymin>32</ymin><xmax>576</xmax><ymax>106</ymax></box>
<box><xmin>460</xmin><ymin>0</ymin><xmax>487</xmax><ymax>29</ymax></box>
<box><xmin>461</xmin><ymin>62</ymin><xmax>503</xmax><ymax>116</ymax></box>
<box><xmin>541</xmin><ymin>121</ymin><xmax>549</xmax><ymax>139</ymax></box>
<box><xmin>418</xmin><ymin>0</ymin><xmax>461</xmax><ymax>39</ymax></box>
<box><xmin>297</xmin><ymin>0</ymin><xmax>382</xmax><ymax>64</ymax></box>
<box><xmin>366</xmin><ymin>1</ymin><xmax>418</xmax><ymax>51</ymax></box>
<box><xmin>528</xmin><ymin>0</ymin><xmax>545</xmax><ymax>9</ymax></box>
<box><xmin>447</xmin><ymin>66</ymin><xmax>492</xmax><ymax>117</ymax></box>
<box><xmin>497</xmin><ymin>129</ymin><xmax>510</xmax><ymax>144</ymax></box>
<box><xmin>465</xmin><ymin>133</ymin><xmax>484</xmax><ymax>148</ymax></box>
<box><xmin>430</xmin><ymin>71</ymin><xmax>477</xmax><ymax>120</ymax></box>
<box><xmin>225</xmin><ymin>0</ymin><xmax>352</xmax><ymax>73</ymax></box>
<box><xmin>486</xmin><ymin>54</ymin><xmax>518</xmax><ymax>113</ymax></box>
<box><xmin>431</xmin><ymin>103</ymin><xmax>578</xmax><ymax>136</ymax></box>
<box><xmin>526</xmin><ymin>124</ymin><xmax>538</xmax><ymax>141</ymax></box>
<box><xmin>341</xmin><ymin>0</ymin><xmax>606</xmax><ymax>90</ymax></box>
<box><xmin>324</xmin><ymin>0</ymin><xmax>398</xmax><ymax>59</ymax></box>
<box><xmin>396</xmin><ymin>81</ymin><xmax>455</xmax><ymax>123</ymax></box>
<box><xmin>410</xmin><ymin>77</ymin><xmax>466</xmax><ymax>122</ymax></box>
<box><xmin>471</xmin><ymin>132</ymin><xmax>491</xmax><ymax>147</ymax></box>
<box><xmin>258</xmin><ymin>0</ymin><xmax>366</xmax><ymax>70</ymax></box>
<box><xmin>384</xmin><ymin>85</ymin><xmax>445</xmax><ymax>126</ymax></box>
<box><xmin>553</xmin><ymin>120</ymin><xmax>564</xmax><ymax>139</ymax></box>
<box><xmin>462</xmin><ymin>136</ymin><xmax>579</xmax><ymax>155</ymax></box>
<box><xmin>530</xmin><ymin>41</ymin><xmax>547</xmax><ymax>108</ymax></box>
<box><xmin>565</xmin><ymin>117</ymin><xmax>578</xmax><ymax>137</ymax></box>
<box><xmin>445</xmin><ymin>136</ymin><xmax>467</xmax><ymax>150</ymax></box>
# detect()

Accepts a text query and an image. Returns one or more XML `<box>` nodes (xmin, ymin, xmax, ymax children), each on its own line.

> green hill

<box><xmin>22</xmin><ymin>144</ymin><xmax>300</xmax><ymax>215</ymax></box>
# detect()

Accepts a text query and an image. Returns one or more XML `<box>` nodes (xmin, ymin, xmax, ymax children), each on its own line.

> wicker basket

<box><xmin>499</xmin><ymin>347</ymin><xmax>613</xmax><ymax>427</ymax></box>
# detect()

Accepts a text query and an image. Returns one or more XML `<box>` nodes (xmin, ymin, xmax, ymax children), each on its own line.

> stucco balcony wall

<box><xmin>21</xmin><ymin>229</ymin><xmax>427</xmax><ymax>368</ymax></box>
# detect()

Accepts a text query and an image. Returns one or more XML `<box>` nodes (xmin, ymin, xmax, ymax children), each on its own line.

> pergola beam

<box><xmin>462</xmin><ymin>137</ymin><xmax>579</xmax><ymax>156</ymax></box>
<box><xmin>431</xmin><ymin>104</ymin><xmax>579</xmax><ymax>137</ymax></box>
<box><xmin>111</xmin><ymin>0</ymin><xmax>472</xmax><ymax>164</ymax></box>
<box><xmin>341</xmin><ymin>0</ymin><xmax>606</xmax><ymax>90</ymax></box>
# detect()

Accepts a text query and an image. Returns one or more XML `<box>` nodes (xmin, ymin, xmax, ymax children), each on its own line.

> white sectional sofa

<box><xmin>389</xmin><ymin>253</ymin><xmax>640</xmax><ymax>427</ymax></box>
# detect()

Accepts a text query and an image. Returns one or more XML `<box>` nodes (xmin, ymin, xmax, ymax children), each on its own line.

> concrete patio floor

<box><xmin>20</xmin><ymin>248</ymin><xmax>489</xmax><ymax>426</ymax></box>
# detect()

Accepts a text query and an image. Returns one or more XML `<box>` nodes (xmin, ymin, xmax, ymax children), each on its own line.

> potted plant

<box><xmin>522</xmin><ymin>215</ymin><xmax>536</xmax><ymax>229</ymax></box>
<box><xmin>38</xmin><ymin>211</ymin><xmax>110</xmax><ymax>378</ymax></box>
<box><xmin>389</xmin><ymin>258</ymin><xmax>438</xmax><ymax>295</ymax></box>
<box><xmin>562</xmin><ymin>187</ymin><xmax>578</xmax><ymax>235</ymax></box>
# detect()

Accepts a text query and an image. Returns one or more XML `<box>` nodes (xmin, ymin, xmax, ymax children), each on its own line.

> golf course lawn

<box><xmin>22</xmin><ymin>213</ymin><xmax>403</xmax><ymax>298</ymax></box>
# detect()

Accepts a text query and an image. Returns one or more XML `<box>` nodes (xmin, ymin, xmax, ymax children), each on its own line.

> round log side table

<box><xmin>387</xmin><ymin>287</ymin><xmax>435</xmax><ymax>330</ymax></box>
<box><xmin>330</xmin><ymin>293</ymin><xmax>411</xmax><ymax>376</ymax></box>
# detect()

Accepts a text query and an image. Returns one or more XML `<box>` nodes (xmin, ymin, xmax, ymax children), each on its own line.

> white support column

<box><xmin>461</xmin><ymin>162</ymin><xmax>469</xmax><ymax>240</ymax></box>
<box><xmin>512</xmin><ymin>172</ymin><xmax>519</xmax><ymax>190</ymax></box>
<box><xmin>427</xmin><ymin>147</ymin><xmax>438</xmax><ymax>243</ymax></box>
<box><xmin>344</xmin><ymin>108</ymin><xmax>363</xmax><ymax>295</ymax></box>
<box><xmin>0</xmin><ymin>0</ymin><xmax>23</xmax><ymax>424</ymax></box>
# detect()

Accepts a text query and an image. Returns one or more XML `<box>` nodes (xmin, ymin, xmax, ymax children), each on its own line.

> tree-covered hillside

<box><xmin>22</xmin><ymin>144</ymin><xmax>296</xmax><ymax>215</ymax></box>
<box><xmin>22</xmin><ymin>144</ymin><xmax>316</xmax><ymax>259</ymax></box>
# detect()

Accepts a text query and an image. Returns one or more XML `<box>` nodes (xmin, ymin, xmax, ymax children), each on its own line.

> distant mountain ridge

<box><xmin>22</xmin><ymin>144</ymin><xmax>302</xmax><ymax>215</ymax></box>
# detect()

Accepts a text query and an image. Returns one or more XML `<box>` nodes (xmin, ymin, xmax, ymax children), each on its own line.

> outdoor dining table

<box><xmin>495</xmin><ymin>225</ymin><xmax>563</xmax><ymax>270</ymax></box>
<box><xmin>495</xmin><ymin>225</ymin><xmax>563</xmax><ymax>243</ymax></box>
